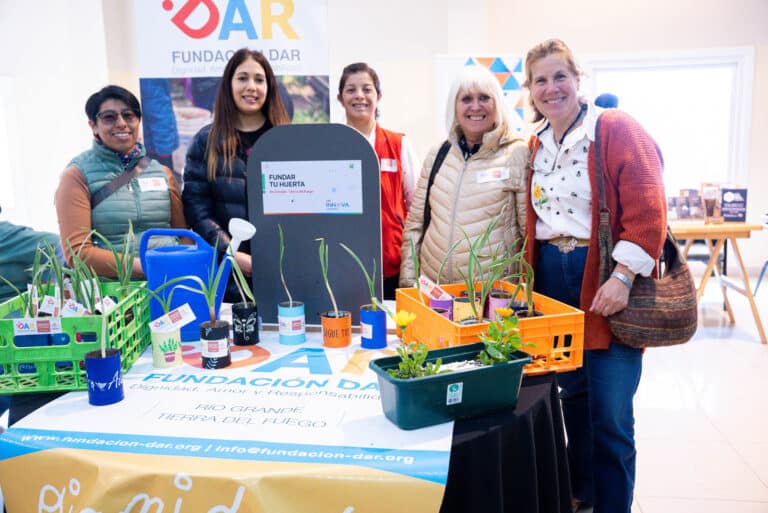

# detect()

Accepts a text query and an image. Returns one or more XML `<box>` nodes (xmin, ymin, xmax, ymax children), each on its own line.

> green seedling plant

<box><xmin>435</xmin><ymin>238</ymin><xmax>463</xmax><ymax>287</ymax></box>
<box><xmin>316</xmin><ymin>238</ymin><xmax>339</xmax><ymax>317</ymax></box>
<box><xmin>278</xmin><ymin>224</ymin><xmax>294</xmax><ymax>307</ymax></box>
<box><xmin>339</xmin><ymin>242</ymin><xmax>378</xmax><ymax>311</ymax></box>
<box><xmin>91</xmin><ymin>223</ymin><xmax>136</xmax><ymax>297</ymax></box>
<box><xmin>172</xmin><ymin>248</ymin><xmax>231</xmax><ymax>324</ymax></box>
<box><xmin>41</xmin><ymin>240</ymin><xmax>66</xmax><ymax>312</ymax></box>
<box><xmin>507</xmin><ymin>238</ymin><xmax>535</xmax><ymax>315</ymax></box>
<box><xmin>408</xmin><ymin>237</ymin><xmax>426</xmax><ymax>305</ymax></box>
<box><xmin>455</xmin><ymin>209</ymin><xmax>512</xmax><ymax>320</ymax></box>
<box><xmin>375</xmin><ymin>306</ymin><xmax>450</xmax><ymax>379</ymax></box>
<box><xmin>388</xmin><ymin>341</ymin><xmax>447</xmax><ymax>379</ymax></box>
<box><xmin>228</xmin><ymin>249</ymin><xmax>255</xmax><ymax>305</ymax></box>
<box><xmin>477</xmin><ymin>309</ymin><xmax>526</xmax><ymax>365</ymax></box>
<box><xmin>0</xmin><ymin>242</ymin><xmax>48</xmax><ymax>317</ymax></box>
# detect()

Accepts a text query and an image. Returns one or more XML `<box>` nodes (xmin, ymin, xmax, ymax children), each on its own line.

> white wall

<box><xmin>488</xmin><ymin>0</ymin><xmax>768</xmax><ymax>271</ymax></box>
<box><xmin>3</xmin><ymin>0</ymin><xmax>765</xmax><ymax>272</ymax></box>
<box><xmin>0</xmin><ymin>0</ymin><xmax>108</xmax><ymax>232</ymax></box>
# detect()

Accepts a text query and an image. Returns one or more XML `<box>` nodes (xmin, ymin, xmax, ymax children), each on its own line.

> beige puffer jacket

<box><xmin>399</xmin><ymin>122</ymin><xmax>528</xmax><ymax>287</ymax></box>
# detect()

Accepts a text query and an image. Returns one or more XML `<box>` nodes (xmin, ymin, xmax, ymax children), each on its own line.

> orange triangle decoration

<box><xmin>475</xmin><ymin>57</ymin><xmax>495</xmax><ymax>68</ymax></box>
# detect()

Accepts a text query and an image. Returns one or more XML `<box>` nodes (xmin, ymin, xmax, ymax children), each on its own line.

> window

<box><xmin>580</xmin><ymin>48</ymin><xmax>754</xmax><ymax>194</ymax></box>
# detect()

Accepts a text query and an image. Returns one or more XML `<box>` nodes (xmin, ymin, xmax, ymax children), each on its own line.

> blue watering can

<box><xmin>139</xmin><ymin>229</ymin><xmax>232</xmax><ymax>341</ymax></box>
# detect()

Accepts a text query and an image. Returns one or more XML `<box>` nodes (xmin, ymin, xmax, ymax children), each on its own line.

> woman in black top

<box><xmin>183</xmin><ymin>49</ymin><xmax>290</xmax><ymax>300</ymax></box>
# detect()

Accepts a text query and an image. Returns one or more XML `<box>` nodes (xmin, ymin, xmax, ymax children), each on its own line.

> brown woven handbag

<box><xmin>594</xmin><ymin>119</ymin><xmax>698</xmax><ymax>348</ymax></box>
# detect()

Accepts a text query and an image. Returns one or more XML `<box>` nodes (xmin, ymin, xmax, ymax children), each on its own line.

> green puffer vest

<box><xmin>69</xmin><ymin>142</ymin><xmax>177</xmax><ymax>251</ymax></box>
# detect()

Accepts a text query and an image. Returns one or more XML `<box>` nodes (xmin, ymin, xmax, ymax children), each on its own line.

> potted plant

<box><xmin>340</xmin><ymin>242</ymin><xmax>386</xmax><ymax>349</ymax></box>
<box><xmin>173</xmin><ymin>251</ymin><xmax>233</xmax><ymax>369</ymax></box>
<box><xmin>454</xmin><ymin>211</ymin><xmax>513</xmax><ymax>323</ymax></box>
<box><xmin>277</xmin><ymin>224</ymin><xmax>305</xmax><ymax>345</ymax></box>
<box><xmin>369</xmin><ymin>309</ymin><xmax>531</xmax><ymax>429</ymax></box>
<box><xmin>507</xmin><ymin>239</ymin><xmax>542</xmax><ymax>317</ymax></box>
<box><xmin>226</xmin><ymin>218</ymin><xmax>259</xmax><ymax>346</ymax></box>
<box><xmin>91</xmin><ymin>223</ymin><xmax>137</xmax><ymax>301</ymax></box>
<box><xmin>140</xmin><ymin>283</ymin><xmax>183</xmax><ymax>368</ymax></box>
<box><xmin>427</xmin><ymin>238</ymin><xmax>463</xmax><ymax>319</ymax></box>
<box><xmin>316</xmin><ymin>237</ymin><xmax>351</xmax><ymax>348</ymax></box>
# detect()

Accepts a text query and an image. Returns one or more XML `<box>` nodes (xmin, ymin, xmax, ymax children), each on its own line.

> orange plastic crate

<box><xmin>395</xmin><ymin>281</ymin><xmax>584</xmax><ymax>375</ymax></box>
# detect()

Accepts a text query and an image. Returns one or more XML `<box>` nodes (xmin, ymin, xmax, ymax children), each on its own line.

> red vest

<box><xmin>374</xmin><ymin>124</ymin><xmax>406</xmax><ymax>278</ymax></box>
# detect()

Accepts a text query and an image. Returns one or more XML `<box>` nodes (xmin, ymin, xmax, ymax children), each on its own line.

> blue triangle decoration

<box><xmin>465</xmin><ymin>57</ymin><xmax>476</xmax><ymax>66</ymax></box>
<box><xmin>516</xmin><ymin>108</ymin><xmax>524</xmax><ymax>119</ymax></box>
<box><xmin>503</xmin><ymin>74</ymin><xmax>520</xmax><ymax>90</ymax></box>
<box><xmin>513</xmin><ymin>59</ymin><xmax>522</xmax><ymax>73</ymax></box>
<box><xmin>489</xmin><ymin>58</ymin><xmax>510</xmax><ymax>73</ymax></box>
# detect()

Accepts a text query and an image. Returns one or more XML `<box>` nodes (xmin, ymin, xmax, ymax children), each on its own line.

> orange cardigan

<box><xmin>525</xmin><ymin>109</ymin><xmax>667</xmax><ymax>350</ymax></box>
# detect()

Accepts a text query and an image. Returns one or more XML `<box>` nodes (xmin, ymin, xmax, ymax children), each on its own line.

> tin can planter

<box><xmin>84</xmin><ymin>348</ymin><xmax>124</xmax><ymax>406</ymax></box>
<box><xmin>278</xmin><ymin>301</ymin><xmax>306</xmax><ymax>345</ymax></box>
<box><xmin>452</xmin><ymin>296</ymin><xmax>477</xmax><ymax>323</ymax></box>
<box><xmin>429</xmin><ymin>297</ymin><xmax>453</xmax><ymax>321</ymax></box>
<box><xmin>488</xmin><ymin>291</ymin><xmax>513</xmax><ymax>320</ymax></box>
<box><xmin>369</xmin><ymin>343</ymin><xmax>531</xmax><ymax>430</ymax></box>
<box><xmin>200</xmin><ymin>320</ymin><xmax>231</xmax><ymax>369</ymax></box>
<box><xmin>150</xmin><ymin>326</ymin><xmax>182</xmax><ymax>368</ymax></box>
<box><xmin>321</xmin><ymin>310</ymin><xmax>352</xmax><ymax>348</ymax></box>
<box><xmin>232</xmin><ymin>302</ymin><xmax>259</xmax><ymax>346</ymax></box>
<box><xmin>360</xmin><ymin>305</ymin><xmax>386</xmax><ymax>349</ymax></box>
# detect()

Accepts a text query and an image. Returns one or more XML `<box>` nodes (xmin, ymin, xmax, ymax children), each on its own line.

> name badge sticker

<box><xmin>380</xmin><ymin>158</ymin><xmax>398</xmax><ymax>173</ymax></box>
<box><xmin>138</xmin><ymin>177</ymin><xmax>169</xmax><ymax>192</ymax></box>
<box><xmin>476</xmin><ymin>168</ymin><xmax>510</xmax><ymax>184</ymax></box>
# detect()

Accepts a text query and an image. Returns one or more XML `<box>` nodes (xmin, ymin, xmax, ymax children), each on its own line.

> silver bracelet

<box><xmin>610</xmin><ymin>271</ymin><xmax>633</xmax><ymax>289</ymax></box>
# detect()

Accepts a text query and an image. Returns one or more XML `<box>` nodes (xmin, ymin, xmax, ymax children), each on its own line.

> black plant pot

<box><xmin>200</xmin><ymin>320</ymin><xmax>231</xmax><ymax>369</ymax></box>
<box><xmin>232</xmin><ymin>302</ymin><xmax>259</xmax><ymax>346</ymax></box>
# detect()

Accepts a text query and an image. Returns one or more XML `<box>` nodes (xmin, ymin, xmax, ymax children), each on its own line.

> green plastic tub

<box><xmin>369</xmin><ymin>342</ymin><xmax>531</xmax><ymax>430</ymax></box>
<box><xmin>0</xmin><ymin>281</ymin><xmax>149</xmax><ymax>394</ymax></box>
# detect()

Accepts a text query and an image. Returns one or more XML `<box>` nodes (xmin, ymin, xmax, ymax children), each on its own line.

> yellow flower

<box><xmin>533</xmin><ymin>184</ymin><xmax>542</xmax><ymax>200</ymax></box>
<box><xmin>494</xmin><ymin>307</ymin><xmax>513</xmax><ymax>319</ymax></box>
<box><xmin>393</xmin><ymin>310</ymin><xmax>417</xmax><ymax>329</ymax></box>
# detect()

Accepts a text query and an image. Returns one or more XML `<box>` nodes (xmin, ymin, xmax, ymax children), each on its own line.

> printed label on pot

<box><xmin>446</xmin><ymin>382</ymin><xmax>464</xmax><ymax>405</ymax></box>
<box><xmin>12</xmin><ymin>317</ymin><xmax>63</xmax><ymax>336</ymax></box>
<box><xmin>278</xmin><ymin>315</ymin><xmax>305</xmax><ymax>335</ymax></box>
<box><xmin>202</xmin><ymin>337</ymin><xmax>229</xmax><ymax>358</ymax></box>
<box><xmin>360</xmin><ymin>322</ymin><xmax>372</xmax><ymax>339</ymax></box>
<box><xmin>150</xmin><ymin>303</ymin><xmax>195</xmax><ymax>331</ymax></box>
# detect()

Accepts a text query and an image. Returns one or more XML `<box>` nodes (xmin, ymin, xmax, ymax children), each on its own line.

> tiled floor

<box><xmin>630</xmin><ymin>270</ymin><xmax>768</xmax><ymax>513</ymax></box>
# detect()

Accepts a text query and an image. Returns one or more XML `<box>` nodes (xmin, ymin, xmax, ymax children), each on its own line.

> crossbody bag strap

<box><xmin>419</xmin><ymin>140</ymin><xmax>452</xmax><ymax>244</ymax></box>
<box><xmin>90</xmin><ymin>156</ymin><xmax>151</xmax><ymax>209</ymax></box>
<box><xmin>593</xmin><ymin>116</ymin><xmax>616</xmax><ymax>285</ymax></box>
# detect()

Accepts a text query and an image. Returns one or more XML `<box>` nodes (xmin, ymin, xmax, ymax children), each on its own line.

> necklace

<box><xmin>557</xmin><ymin>102</ymin><xmax>587</xmax><ymax>146</ymax></box>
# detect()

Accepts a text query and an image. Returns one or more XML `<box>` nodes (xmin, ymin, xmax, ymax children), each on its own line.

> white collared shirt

<box><xmin>532</xmin><ymin>101</ymin><xmax>655</xmax><ymax>276</ymax></box>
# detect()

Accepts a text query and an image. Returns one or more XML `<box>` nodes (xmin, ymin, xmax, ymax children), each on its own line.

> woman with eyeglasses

<box><xmin>54</xmin><ymin>85</ymin><xmax>187</xmax><ymax>277</ymax></box>
<box><xmin>182</xmin><ymin>48</ymin><xmax>290</xmax><ymax>301</ymax></box>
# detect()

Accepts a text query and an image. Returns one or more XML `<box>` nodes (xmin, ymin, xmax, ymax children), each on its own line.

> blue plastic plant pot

<box><xmin>278</xmin><ymin>301</ymin><xmax>305</xmax><ymax>345</ymax></box>
<box><xmin>360</xmin><ymin>305</ymin><xmax>386</xmax><ymax>349</ymax></box>
<box><xmin>84</xmin><ymin>348</ymin><xmax>124</xmax><ymax>406</ymax></box>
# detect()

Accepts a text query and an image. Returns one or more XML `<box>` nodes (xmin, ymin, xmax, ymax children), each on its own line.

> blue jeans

<box><xmin>536</xmin><ymin>243</ymin><xmax>643</xmax><ymax>513</ymax></box>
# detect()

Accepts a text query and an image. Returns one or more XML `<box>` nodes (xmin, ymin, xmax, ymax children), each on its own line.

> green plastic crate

<box><xmin>369</xmin><ymin>343</ymin><xmax>532</xmax><ymax>430</ymax></box>
<box><xmin>0</xmin><ymin>281</ymin><xmax>150</xmax><ymax>394</ymax></box>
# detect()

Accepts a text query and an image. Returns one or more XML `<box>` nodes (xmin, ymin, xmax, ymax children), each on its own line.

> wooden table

<box><xmin>670</xmin><ymin>221</ymin><xmax>765</xmax><ymax>344</ymax></box>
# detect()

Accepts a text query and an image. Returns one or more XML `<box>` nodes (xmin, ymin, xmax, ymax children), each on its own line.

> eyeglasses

<box><xmin>95</xmin><ymin>110</ymin><xmax>139</xmax><ymax>125</ymax></box>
